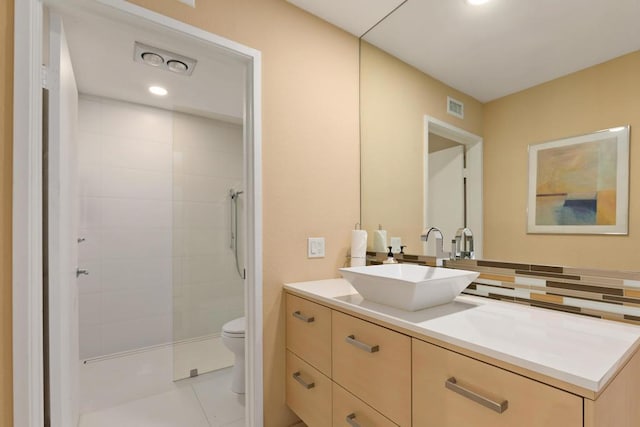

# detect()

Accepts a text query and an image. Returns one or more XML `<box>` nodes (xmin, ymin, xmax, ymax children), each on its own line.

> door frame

<box><xmin>423</xmin><ymin>116</ymin><xmax>483</xmax><ymax>258</ymax></box>
<box><xmin>13</xmin><ymin>1</ymin><xmax>264</xmax><ymax>426</ymax></box>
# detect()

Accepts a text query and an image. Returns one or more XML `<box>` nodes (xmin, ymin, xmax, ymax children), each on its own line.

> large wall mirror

<box><xmin>359</xmin><ymin>0</ymin><xmax>640</xmax><ymax>271</ymax></box>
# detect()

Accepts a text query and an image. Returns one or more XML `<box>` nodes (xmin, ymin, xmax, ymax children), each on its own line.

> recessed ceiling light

<box><xmin>149</xmin><ymin>86</ymin><xmax>168</xmax><ymax>96</ymax></box>
<box><xmin>167</xmin><ymin>59</ymin><xmax>188</xmax><ymax>74</ymax></box>
<box><xmin>141</xmin><ymin>52</ymin><xmax>164</xmax><ymax>67</ymax></box>
<box><xmin>466</xmin><ymin>0</ymin><xmax>490</xmax><ymax>5</ymax></box>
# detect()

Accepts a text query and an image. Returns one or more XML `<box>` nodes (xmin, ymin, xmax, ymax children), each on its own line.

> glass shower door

<box><xmin>172</xmin><ymin>112</ymin><xmax>245</xmax><ymax>380</ymax></box>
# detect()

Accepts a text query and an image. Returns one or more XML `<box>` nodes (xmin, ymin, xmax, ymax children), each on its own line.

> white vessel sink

<box><xmin>339</xmin><ymin>264</ymin><xmax>479</xmax><ymax>311</ymax></box>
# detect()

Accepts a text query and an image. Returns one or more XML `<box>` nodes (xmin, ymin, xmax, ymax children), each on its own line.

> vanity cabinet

<box><xmin>412</xmin><ymin>339</ymin><xmax>582</xmax><ymax>427</ymax></box>
<box><xmin>333</xmin><ymin>382</ymin><xmax>398</xmax><ymax>427</ymax></box>
<box><xmin>286</xmin><ymin>293</ymin><xmax>332</xmax><ymax>376</ymax></box>
<box><xmin>286</xmin><ymin>294</ymin><xmax>404</xmax><ymax>426</ymax></box>
<box><xmin>332</xmin><ymin>311</ymin><xmax>411</xmax><ymax>426</ymax></box>
<box><xmin>285</xmin><ymin>288</ymin><xmax>640</xmax><ymax>427</ymax></box>
<box><xmin>286</xmin><ymin>350</ymin><xmax>332</xmax><ymax>427</ymax></box>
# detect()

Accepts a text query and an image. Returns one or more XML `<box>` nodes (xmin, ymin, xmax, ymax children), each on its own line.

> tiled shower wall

<box><xmin>78</xmin><ymin>96</ymin><xmax>174</xmax><ymax>359</ymax></box>
<box><xmin>172</xmin><ymin>112</ymin><xmax>244</xmax><ymax>342</ymax></box>
<box><xmin>78</xmin><ymin>96</ymin><xmax>244</xmax><ymax>359</ymax></box>
<box><xmin>369</xmin><ymin>253</ymin><xmax>640</xmax><ymax>325</ymax></box>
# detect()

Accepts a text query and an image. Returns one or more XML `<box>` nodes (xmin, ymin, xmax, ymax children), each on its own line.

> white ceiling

<box><xmin>288</xmin><ymin>0</ymin><xmax>640</xmax><ymax>102</ymax></box>
<box><xmin>58</xmin><ymin>5</ymin><xmax>246</xmax><ymax>123</ymax></box>
<box><xmin>287</xmin><ymin>0</ymin><xmax>405</xmax><ymax>38</ymax></box>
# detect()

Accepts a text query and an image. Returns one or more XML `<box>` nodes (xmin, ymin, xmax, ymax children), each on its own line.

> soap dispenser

<box><xmin>383</xmin><ymin>246</ymin><xmax>397</xmax><ymax>264</ymax></box>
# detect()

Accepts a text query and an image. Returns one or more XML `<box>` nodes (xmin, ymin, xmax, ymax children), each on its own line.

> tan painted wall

<box><xmin>1</xmin><ymin>0</ymin><xmax>14</xmax><ymax>425</ymax></box>
<box><xmin>1</xmin><ymin>1</ymin><xmax>358</xmax><ymax>424</ymax></box>
<box><xmin>484</xmin><ymin>51</ymin><xmax>640</xmax><ymax>270</ymax></box>
<box><xmin>360</xmin><ymin>42</ymin><xmax>483</xmax><ymax>253</ymax></box>
<box><xmin>123</xmin><ymin>1</ymin><xmax>360</xmax><ymax>425</ymax></box>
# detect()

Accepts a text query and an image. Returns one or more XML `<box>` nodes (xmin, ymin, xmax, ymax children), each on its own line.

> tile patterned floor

<box><xmin>79</xmin><ymin>368</ymin><xmax>245</xmax><ymax>427</ymax></box>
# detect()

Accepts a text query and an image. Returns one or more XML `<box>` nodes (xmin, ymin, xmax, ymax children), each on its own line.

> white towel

<box><xmin>350</xmin><ymin>229</ymin><xmax>368</xmax><ymax>267</ymax></box>
<box><xmin>373</xmin><ymin>229</ymin><xmax>387</xmax><ymax>252</ymax></box>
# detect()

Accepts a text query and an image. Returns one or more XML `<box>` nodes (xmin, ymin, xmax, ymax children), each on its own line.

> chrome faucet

<box><xmin>420</xmin><ymin>226</ymin><xmax>449</xmax><ymax>266</ymax></box>
<box><xmin>453</xmin><ymin>227</ymin><xmax>475</xmax><ymax>260</ymax></box>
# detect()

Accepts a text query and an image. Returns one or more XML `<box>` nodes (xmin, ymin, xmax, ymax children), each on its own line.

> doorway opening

<box><xmin>13</xmin><ymin>1</ymin><xmax>263</xmax><ymax>426</ymax></box>
<box><xmin>423</xmin><ymin>116</ymin><xmax>483</xmax><ymax>258</ymax></box>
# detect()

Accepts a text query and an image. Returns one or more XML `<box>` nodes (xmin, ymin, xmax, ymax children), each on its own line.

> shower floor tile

<box><xmin>192</xmin><ymin>369</ymin><xmax>245</xmax><ymax>426</ymax></box>
<box><xmin>79</xmin><ymin>368</ymin><xmax>245</xmax><ymax>427</ymax></box>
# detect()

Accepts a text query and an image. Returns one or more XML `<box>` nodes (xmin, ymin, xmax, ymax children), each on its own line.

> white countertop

<box><xmin>284</xmin><ymin>278</ymin><xmax>640</xmax><ymax>393</ymax></box>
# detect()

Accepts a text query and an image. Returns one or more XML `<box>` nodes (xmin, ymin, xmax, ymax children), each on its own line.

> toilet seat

<box><xmin>222</xmin><ymin>317</ymin><xmax>245</xmax><ymax>337</ymax></box>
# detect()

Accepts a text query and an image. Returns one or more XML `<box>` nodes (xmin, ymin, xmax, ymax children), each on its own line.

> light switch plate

<box><xmin>308</xmin><ymin>237</ymin><xmax>325</xmax><ymax>258</ymax></box>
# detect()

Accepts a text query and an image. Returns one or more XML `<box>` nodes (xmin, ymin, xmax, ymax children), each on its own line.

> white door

<box><xmin>426</xmin><ymin>145</ymin><xmax>465</xmax><ymax>256</ymax></box>
<box><xmin>47</xmin><ymin>13</ymin><xmax>80</xmax><ymax>427</ymax></box>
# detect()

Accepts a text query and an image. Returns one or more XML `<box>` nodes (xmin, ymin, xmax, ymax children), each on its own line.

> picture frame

<box><xmin>527</xmin><ymin>126</ymin><xmax>630</xmax><ymax>234</ymax></box>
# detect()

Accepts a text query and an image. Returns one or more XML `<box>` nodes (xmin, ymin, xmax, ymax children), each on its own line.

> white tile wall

<box><xmin>78</xmin><ymin>96</ymin><xmax>245</xmax><ymax>360</ymax></box>
<box><xmin>100</xmin><ymin>258</ymin><xmax>172</xmax><ymax>292</ymax></box>
<box><xmin>78</xmin><ymin>96</ymin><xmax>174</xmax><ymax>359</ymax></box>
<box><xmin>172</xmin><ymin>112</ymin><xmax>244</xmax><ymax>343</ymax></box>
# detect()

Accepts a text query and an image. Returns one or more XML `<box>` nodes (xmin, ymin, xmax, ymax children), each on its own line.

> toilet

<box><xmin>222</xmin><ymin>316</ymin><xmax>246</xmax><ymax>394</ymax></box>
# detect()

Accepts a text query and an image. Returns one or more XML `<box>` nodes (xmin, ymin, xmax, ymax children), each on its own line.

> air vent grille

<box><xmin>447</xmin><ymin>96</ymin><xmax>464</xmax><ymax>119</ymax></box>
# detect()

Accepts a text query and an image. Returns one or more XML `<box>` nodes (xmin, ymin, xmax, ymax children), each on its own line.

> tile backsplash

<box><xmin>367</xmin><ymin>252</ymin><xmax>640</xmax><ymax>325</ymax></box>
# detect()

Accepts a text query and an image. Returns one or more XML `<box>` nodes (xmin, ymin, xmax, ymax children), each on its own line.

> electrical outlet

<box><xmin>308</xmin><ymin>237</ymin><xmax>325</xmax><ymax>258</ymax></box>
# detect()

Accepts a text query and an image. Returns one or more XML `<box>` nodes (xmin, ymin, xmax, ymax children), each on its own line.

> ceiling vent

<box><xmin>447</xmin><ymin>96</ymin><xmax>464</xmax><ymax>119</ymax></box>
<box><xmin>133</xmin><ymin>42</ymin><xmax>197</xmax><ymax>76</ymax></box>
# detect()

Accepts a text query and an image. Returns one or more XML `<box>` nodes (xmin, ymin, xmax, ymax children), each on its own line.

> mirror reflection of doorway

<box><xmin>424</xmin><ymin>116</ymin><xmax>483</xmax><ymax>259</ymax></box>
<box><xmin>427</xmin><ymin>133</ymin><xmax>465</xmax><ymax>257</ymax></box>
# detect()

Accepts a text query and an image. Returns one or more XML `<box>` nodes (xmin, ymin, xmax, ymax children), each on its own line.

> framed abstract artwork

<box><xmin>527</xmin><ymin>126</ymin><xmax>630</xmax><ymax>234</ymax></box>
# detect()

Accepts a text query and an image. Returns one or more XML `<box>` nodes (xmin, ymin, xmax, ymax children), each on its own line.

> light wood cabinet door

<box><xmin>412</xmin><ymin>339</ymin><xmax>582</xmax><ymax>427</ymax></box>
<box><xmin>332</xmin><ymin>311</ymin><xmax>411</xmax><ymax>426</ymax></box>
<box><xmin>286</xmin><ymin>293</ymin><xmax>332</xmax><ymax>376</ymax></box>
<box><xmin>333</xmin><ymin>382</ymin><xmax>398</xmax><ymax>427</ymax></box>
<box><xmin>286</xmin><ymin>350</ymin><xmax>331</xmax><ymax>427</ymax></box>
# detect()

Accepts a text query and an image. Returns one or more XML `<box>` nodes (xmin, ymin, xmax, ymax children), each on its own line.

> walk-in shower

<box><xmin>76</xmin><ymin>96</ymin><xmax>245</xmax><ymax>386</ymax></box>
<box><xmin>171</xmin><ymin>113</ymin><xmax>245</xmax><ymax>381</ymax></box>
<box><xmin>28</xmin><ymin>3</ymin><xmax>259</xmax><ymax>424</ymax></box>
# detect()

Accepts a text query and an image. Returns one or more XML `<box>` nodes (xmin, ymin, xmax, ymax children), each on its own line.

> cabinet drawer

<box><xmin>412</xmin><ymin>339</ymin><xmax>582</xmax><ymax>427</ymax></box>
<box><xmin>286</xmin><ymin>350</ymin><xmax>331</xmax><ymax>427</ymax></box>
<box><xmin>333</xmin><ymin>382</ymin><xmax>398</xmax><ymax>427</ymax></box>
<box><xmin>286</xmin><ymin>293</ymin><xmax>332</xmax><ymax>376</ymax></box>
<box><xmin>332</xmin><ymin>311</ymin><xmax>411</xmax><ymax>426</ymax></box>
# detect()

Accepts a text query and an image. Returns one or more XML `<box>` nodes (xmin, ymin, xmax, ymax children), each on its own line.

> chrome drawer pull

<box><xmin>292</xmin><ymin>371</ymin><xmax>315</xmax><ymax>389</ymax></box>
<box><xmin>345</xmin><ymin>413</ymin><xmax>361</xmax><ymax>427</ymax></box>
<box><xmin>292</xmin><ymin>310</ymin><xmax>315</xmax><ymax>323</ymax></box>
<box><xmin>345</xmin><ymin>335</ymin><xmax>379</xmax><ymax>353</ymax></box>
<box><xmin>445</xmin><ymin>377</ymin><xmax>508</xmax><ymax>414</ymax></box>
